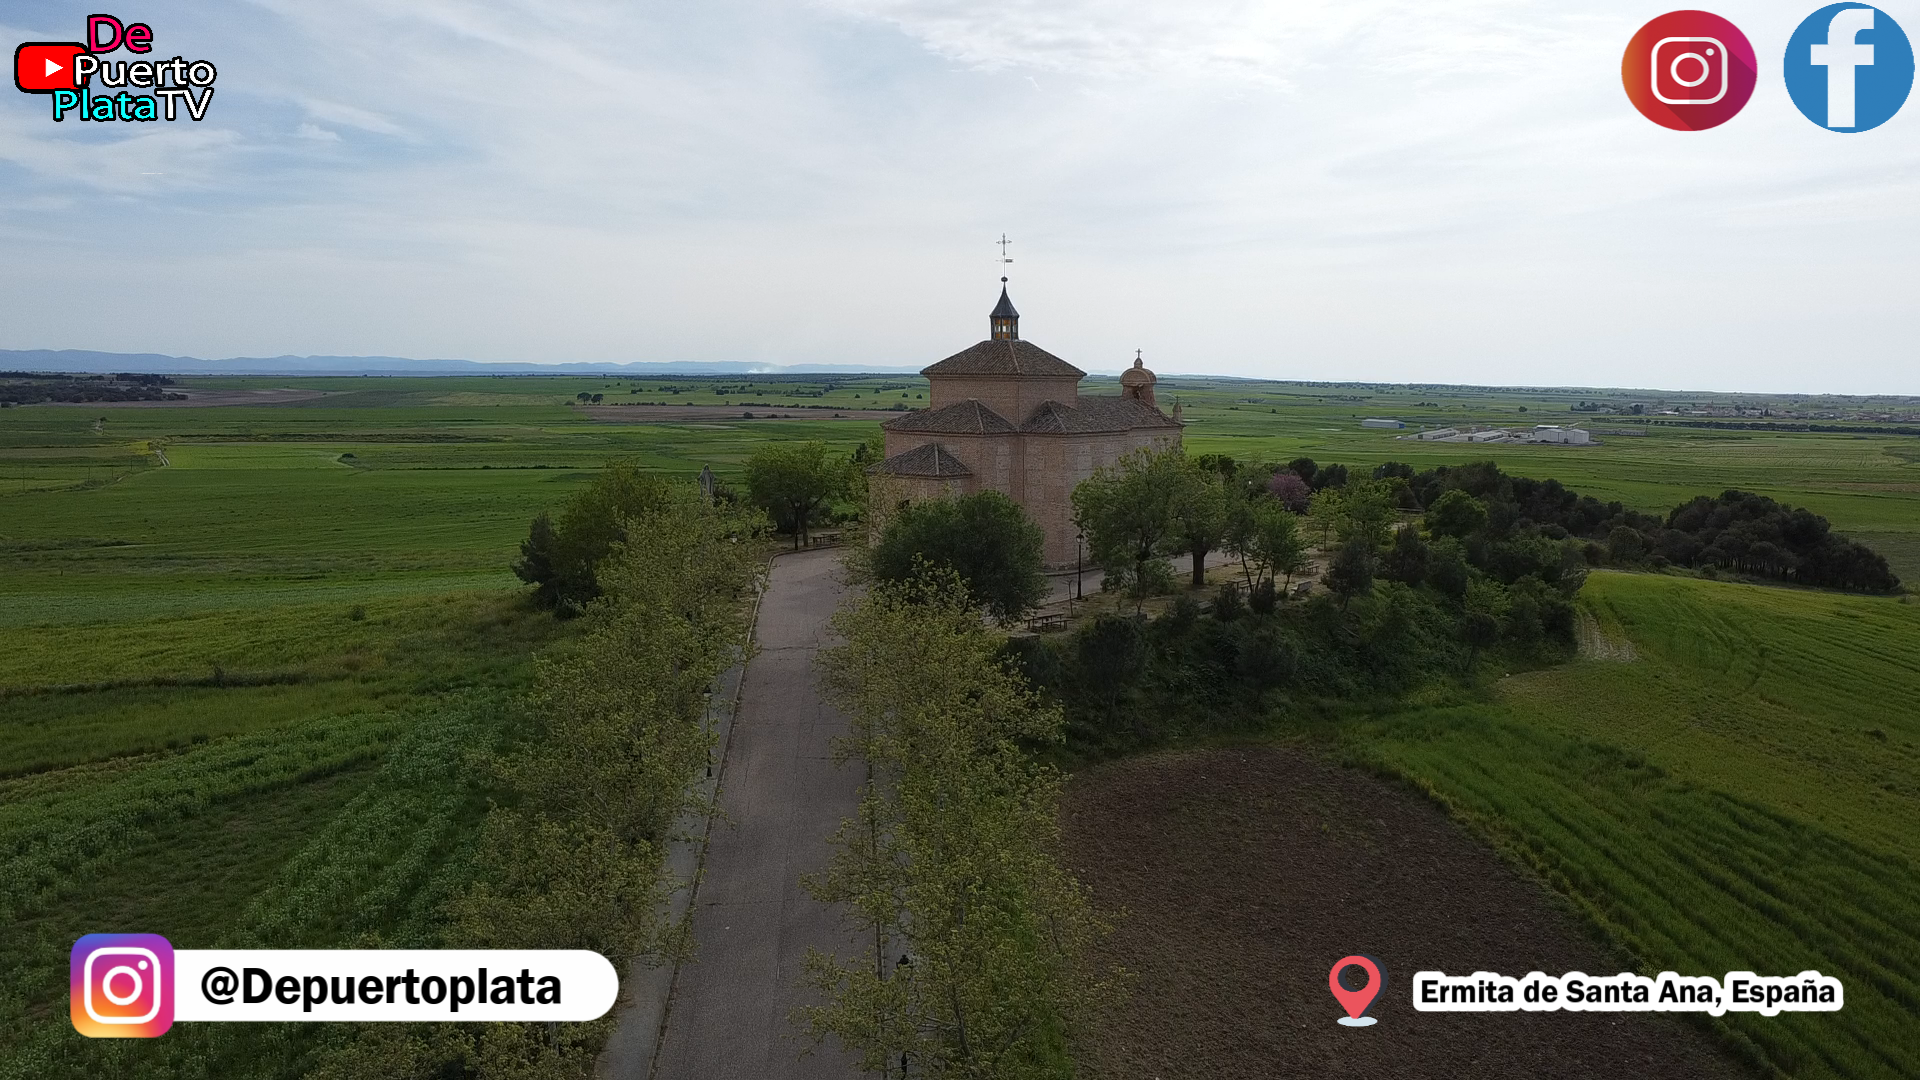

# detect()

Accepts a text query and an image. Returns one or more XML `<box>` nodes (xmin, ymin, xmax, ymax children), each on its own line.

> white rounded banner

<box><xmin>173</xmin><ymin>950</ymin><xmax>619</xmax><ymax>1022</ymax></box>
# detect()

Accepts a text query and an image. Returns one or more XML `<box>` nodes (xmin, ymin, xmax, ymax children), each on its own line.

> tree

<box><xmin>511</xmin><ymin>461</ymin><xmax>677</xmax><ymax>614</ymax></box>
<box><xmin>1267</xmin><ymin>470</ymin><xmax>1311</xmax><ymax>512</ymax></box>
<box><xmin>1306</xmin><ymin>487</ymin><xmax>1345</xmax><ymax>548</ymax></box>
<box><xmin>1228</xmin><ymin>497</ymin><xmax>1307</xmax><ymax>593</ymax></box>
<box><xmin>443</xmin><ymin>482</ymin><xmax>765</xmax><ymax>1076</ymax></box>
<box><xmin>1425</xmin><ymin>489</ymin><xmax>1489</xmax><ymax>540</ymax></box>
<box><xmin>746</xmin><ymin>441</ymin><xmax>852</xmax><ymax>548</ymax></box>
<box><xmin>1194</xmin><ymin>453</ymin><xmax>1239</xmax><ymax>484</ymax></box>
<box><xmin>805</xmin><ymin>572</ymin><xmax>1108</xmax><ymax>1077</ymax></box>
<box><xmin>870</xmin><ymin>492</ymin><xmax>1049</xmax><ymax>624</ymax></box>
<box><xmin>1169</xmin><ymin>461</ymin><xmax>1231</xmax><ymax>589</ymax></box>
<box><xmin>511</xmin><ymin>511</ymin><xmax>561</xmax><ymax>607</ymax></box>
<box><xmin>1607</xmin><ymin>525</ymin><xmax>1647</xmax><ymax>563</ymax></box>
<box><xmin>1337</xmin><ymin>478</ymin><xmax>1398</xmax><ymax>550</ymax></box>
<box><xmin>1324</xmin><ymin>539</ymin><xmax>1375</xmax><ymax>605</ymax></box>
<box><xmin>1382</xmin><ymin>525</ymin><xmax>1431</xmax><ymax>586</ymax></box>
<box><xmin>1071</xmin><ymin>446</ymin><xmax>1186</xmax><ymax>611</ymax></box>
<box><xmin>1462</xmin><ymin>577</ymin><xmax>1510</xmax><ymax>665</ymax></box>
<box><xmin>1286</xmin><ymin>457</ymin><xmax>1317</xmax><ymax>486</ymax></box>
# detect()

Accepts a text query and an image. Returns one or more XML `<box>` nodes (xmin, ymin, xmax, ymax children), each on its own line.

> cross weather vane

<box><xmin>997</xmin><ymin>233</ymin><xmax>1013</xmax><ymax>281</ymax></box>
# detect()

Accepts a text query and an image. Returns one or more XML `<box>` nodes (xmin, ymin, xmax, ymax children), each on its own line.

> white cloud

<box><xmin>0</xmin><ymin>1</ymin><xmax>1917</xmax><ymax>393</ymax></box>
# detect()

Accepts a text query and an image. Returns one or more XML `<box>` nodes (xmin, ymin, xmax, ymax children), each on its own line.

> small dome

<box><xmin>1120</xmin><ymin>353</ymin><xmax>1158</xmax><ymax>405</ymax></box>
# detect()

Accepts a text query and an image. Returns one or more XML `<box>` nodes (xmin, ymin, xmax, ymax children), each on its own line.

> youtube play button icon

<box><xmin>14</xmin><ymin>42</ymin><xmax>88</xmax><ymax>94</ymax></box>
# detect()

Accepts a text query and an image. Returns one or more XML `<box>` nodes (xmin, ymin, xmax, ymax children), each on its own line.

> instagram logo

<box><xmin>1623</xmin><ymin>11</ymin><xmax>1758</xmax><ymax>129</ymax></box>
<box><xmin>70</xmin><ymin>934</ymin><xmax>173</xmax><ymax>1038</ymax></box>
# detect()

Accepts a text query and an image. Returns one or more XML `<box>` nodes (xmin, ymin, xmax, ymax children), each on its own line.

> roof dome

<box><xmin>1120</xmin><ymin>357</ymin><xmax>1155</xmax><ymax>387</ymax></box>
<box><xmin>1121</xmin><ymin>354</ymin><xmax>1158</xmax><ymax>405</ymax></box>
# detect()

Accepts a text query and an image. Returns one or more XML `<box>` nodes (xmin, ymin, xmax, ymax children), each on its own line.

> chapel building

<box><xmin>874</xmin><ymin>284</ymin><xmax>1182</xmax><ymax>566</ymax></box>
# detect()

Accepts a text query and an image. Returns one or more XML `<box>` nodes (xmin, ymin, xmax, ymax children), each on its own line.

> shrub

<box><xmin>869</xmin><ymin>491</ymin><xmax>1048</xmax><ymax>624</ymax></box>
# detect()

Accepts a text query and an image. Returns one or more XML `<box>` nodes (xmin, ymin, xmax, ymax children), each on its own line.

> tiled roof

<box><xmin>874</xmin><ymin>443</ymin><xmax>973</xmax><ymax>478</ymax></box>
<box><xmin>922</xmin><ymin>339</ymin><xmax>1084</xmax><ymax>378</ymax></box>
<box><xmin>1019</xmin><ymin>396</ymin><xmax>1181</xmax><ymax>434</ymax></box>
<box><xmin>881</xmin><ymin>399</ymin><xmax>1016</xmax><ymax>434</ymax></box>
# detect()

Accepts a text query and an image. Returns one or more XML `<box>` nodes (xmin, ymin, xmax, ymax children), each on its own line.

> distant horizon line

<box><xmin>5</xmin><ymin>348</ymin><xmax>1919</xmax><ymax>402</ymax></box>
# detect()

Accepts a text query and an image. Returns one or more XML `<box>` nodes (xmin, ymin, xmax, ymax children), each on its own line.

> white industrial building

<box><xmin>1528</xmin><ymin>425</ymin><xmax>1592</xmax><ymax>445</ymax></box>
<box><xmin>1360</xmin><ymin>418</ymin><xmax>1405</xmax><ymax>429</ymax></box>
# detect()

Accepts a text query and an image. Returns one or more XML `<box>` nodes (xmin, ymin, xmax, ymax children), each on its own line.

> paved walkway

<box><xmin>646</xmin><ymin>548</ymin><xmax>864</xmax><ymax>1080</ymax></box>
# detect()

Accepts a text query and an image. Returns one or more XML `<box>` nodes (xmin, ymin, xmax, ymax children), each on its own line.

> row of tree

<box><xmin>512</xmin><ymin>442</ymin><xmax>865</xmax><ymax>614</ymax></box>
<box><xmin>1069</xmin><ymin>449</ymin><xmax>1315</xmax><ymax>606</ymax></box>
<box><xmin>1401</xmin><ymin>461</ymin><xmax>1900</xmax><ymax>593</ymax></box>
<box><xmin>804</xmin><ymin>571</ymin><xmax>1108</xmax><ymax>1078</ymax></box>
<box><xmin>330</xmin><ymin>481</ymin><xmax>766</xmax><ymax>1077</ymax></box>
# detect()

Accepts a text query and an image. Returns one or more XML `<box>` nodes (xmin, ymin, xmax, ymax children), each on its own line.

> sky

<box><xmin>2</xmin><ymin>1</ymin><xmax>1918</xmax><ymax>393</ymax></box>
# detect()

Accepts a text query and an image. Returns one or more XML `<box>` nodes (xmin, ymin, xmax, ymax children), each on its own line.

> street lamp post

<box><xmin>1075</xmin><ymin>529</ymin><xmax>1084</xmax><ymax>601</ymax></box>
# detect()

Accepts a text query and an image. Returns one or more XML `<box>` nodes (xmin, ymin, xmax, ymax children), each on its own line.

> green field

<box><xmin>4</xmin><ymin>373</ymin><xmax>1919</xmax><ymax>1076</ymax></box>
<box><xmin>1351</xmin><ymin>573</ymin><xmax>1920</xmax><ymax>1079</ymax></box>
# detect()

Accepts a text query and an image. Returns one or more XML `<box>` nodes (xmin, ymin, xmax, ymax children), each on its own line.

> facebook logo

<box><xmin>1784</xmin><ymin>4</ymin><xmax>1914</xmax><ymax>131</ymax></box>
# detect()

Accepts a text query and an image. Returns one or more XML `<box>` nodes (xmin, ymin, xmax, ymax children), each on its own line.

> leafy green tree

<box><xmin>1306</xmin><ymin>487</ymin><xmax>1345</xmax><ymax>548</ymax></box>
<box><xmin>512</xmin><ymin>511</ymin><xmax>562</xmax><ymax>607</ymax></box>
<box><xmin>1337</xmin><ymin>478</ymin><xmax>1399</xmax><ymax>550</ymax></box>
<box><xmin>512</xmin><ymin>461</ymin><xmax>677</xmax><ymax>614</ymax></box>
<box><xmin>1607</xmin><ymin>525</ymin><xmax>1647</xmax><ymax>563</ymax></box>
<box><xmin>1227</xmin><ymin>497</ymin><xmax>1308</xmax><ymax>592</ymax></box>
<box><xmin>1425</xmin><ymin>489</ymin><xmax>1489</xmax><ymax>540</ymax></box>
<box><xmin>806</xmin><ymin>572</ymin><xmax>1109</xmax><ymax>1078</ymax></box>
<box><xmin>1169</xmin><ymin>461</ymin><xmax>1231</xmax><ymax>589</ymax></box>
<box><xmin>1427</xmin><ymin>536</ymin><xmax>1471</xmax><ymax>599</ymax></box>
<box><xmin>1324</xmin><ymin>539</ymin><xmax>1375</xmax><ymax>605</ymax></box>
<box><xmin>870</xmin><ymin>492</ymin><xmax>1049</xmax><ymax>624</ymax></box>
<box><xmin>447</xmin><ymin>481</ymin><xmax>765</xmax><ymax>1076</ymax></box>
<box><xmin>1071</xmin><ymin>446</ymin><xmax>1186</xmax><ymax>611</ymax></box>
<box><xmin>1382</xmin><ymin>525</ymin><xmax>1431</xmax><ymax>586</ymax></box>
<box><xmin>746</xmin><ymin>440</ymin><xmax>853</xmax><ymax>548</ymax></box>
<box><xmin>1193</xmin><ymin>452</ymin><xmax>1239</xmax><ymax>484</ymax></box>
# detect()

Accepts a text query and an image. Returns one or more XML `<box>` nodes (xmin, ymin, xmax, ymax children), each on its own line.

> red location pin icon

<box><xmin>1329</xmin><ymin>955</ymin><xmax>1384</xmax><ymax>1027</ymax></box>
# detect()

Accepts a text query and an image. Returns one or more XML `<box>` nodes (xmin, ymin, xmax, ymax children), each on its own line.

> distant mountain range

<box><xmin>0</xmin><ymin>349</ymin><xmax>923</xmax><ymax>377</ymax></box>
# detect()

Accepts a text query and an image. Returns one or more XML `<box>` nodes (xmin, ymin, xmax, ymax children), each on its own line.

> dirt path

<box><xmin>1062</xmin><ymin>747</ymin><xmax>1741</xmax><ymax>1080</ymax></box>
<box><xmin>1575</xmin><ymin>608</ymin><xmax>1638</xmax><ymax>662</ymax></box>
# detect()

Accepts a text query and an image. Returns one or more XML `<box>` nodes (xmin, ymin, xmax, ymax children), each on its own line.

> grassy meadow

<box><xmin>1347</xmin><ymin>573</ymin><xmax>1920</xmax><ymax>1078</ymax></box>
<box><xmin>3</xmin><ymin>370</ymin><xmax>1919</xmax><ymax>1076</ymax></box>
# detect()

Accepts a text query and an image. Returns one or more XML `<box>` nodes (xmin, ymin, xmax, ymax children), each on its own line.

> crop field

<box><xmin>3</xmin><ymin>372</ymin><xmax>1918</xmax><ymax>1076</ymax></box>
<box><xmin>1349</xmin><ymin>573</ymin><xmax>1920</xmax><ymax>1079</ymax></box>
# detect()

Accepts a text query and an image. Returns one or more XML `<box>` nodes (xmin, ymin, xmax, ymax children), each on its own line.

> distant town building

<box><xmin>1360</xmin><ymin>418</ymin><xmax>1405</xmax><ymax>429</ymax></box>
<box><xmin>1528</xmin><ymin>425</ymin><xmax>1592</xmax><ymax>445</ymax></box>
<box><xmin>1414</xmin><ymin>427</ymin><xmax>1459</xmax><ymax>441</ymax></box>
<box><xmin>872</xmin><ymin>283</ymin><xmax>1182</xmax><ymax>565</ymax></box>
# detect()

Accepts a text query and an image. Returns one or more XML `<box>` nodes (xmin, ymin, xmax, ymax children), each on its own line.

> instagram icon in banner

<box><xmin>71</xmin><ymin>934</ymin><xmax>173</xmax><ymax>1038</ymax></box>
<box><xmin>1623</xmin><ymin>10</ymin><xmax>1759</xmax><ymax>129</ymax></box>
